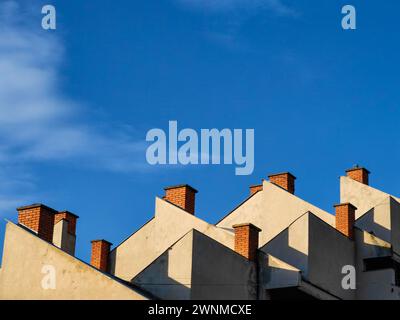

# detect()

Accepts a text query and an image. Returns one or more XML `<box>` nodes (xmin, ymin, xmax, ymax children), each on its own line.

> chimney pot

<box><xmin>90</xmin><ymin>239</ymin><xmax>112</xmax><ymax>272</ymax></box>
<box><xmin>268</xmin><ymin>172</ymin><xmax>296</xmax><ymax>194</ymax></box>
<box><xmin>233</xmin><ymin>223</ymin><xmax>262</xmax><ymax>261</ymax></box>
<box><xmin>334</xmin><ymin>203</ymin><xmax>357</xmax><ymax>240</ymax></box>
<box><xmin>17</xmin><ymin>204</ymin><xmax>56</xmax><ymax>243</ymax></box>
<box><xmin>164</xmin><ymin>184</ymin><xmax>198</xmax><ymax>214</ymax></box>
<box><xmin>346</xmin><ymin>166</ymin><xmax>370</xmax><ymax>185</ymax></box>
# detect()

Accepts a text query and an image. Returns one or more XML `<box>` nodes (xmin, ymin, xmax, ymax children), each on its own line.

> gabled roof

<box><xmin>2</xmin><ymin>221</ymin><xmax>156</xmax><ymax>300</ymax></box>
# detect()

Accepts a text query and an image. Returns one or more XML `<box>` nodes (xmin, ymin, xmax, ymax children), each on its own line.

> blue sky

<box><xmin>0</xmin><ymin>0</ymin><xmax>399</xmax><ymax>262</ymax></box>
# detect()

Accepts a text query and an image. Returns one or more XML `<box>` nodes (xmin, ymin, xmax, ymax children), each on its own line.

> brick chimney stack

<box><xmin>334</xmin><ymin>203</ymin><xmax>357</xmax><ymax>240</ymax></box>
<box><xmin>346</xmin><ymin>166</ymin><xmax>370</xmax><ymax>185</ymax></box>
<box><xmin>164</xmin><ymin>184</ymin><xmax>198</xmax><ymax>214</ymax></box>
<box><xmin>233</xmin><ymin>223</ymin><xmax>262</xmax><ymax>261</ymax></box>
<box><xmin>17</xmin><ymin>204</ymin><xmax>56</xmax><ymax>243</ymax></box>
<box><xmin>268</xmin><ymin>172</ymin><xmax>296</xmax><ymax>194</ymax></box>
<box><xmin>53</xmin><ymin>211</ymin><xmax>79</xmax><ymax>256</ymax></box>
<box><xmin>54</xmin><ymin>211</ymin><xmax>79</xmax><ymax>236</ymax></box>
<box><xmin>90</xmin><ymin>240</ymin><xmax>112</xmax><ymax>272</ymax></box>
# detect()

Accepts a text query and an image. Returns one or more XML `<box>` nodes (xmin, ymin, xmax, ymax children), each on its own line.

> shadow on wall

<box><xmin>128</xmin><ymin>229</ymin><xmax>258</xmax><ymax>300</ymax></box>
<box><xmin>130</xmin><ymin>247</ymin><xmax>192</xmax><ymax>300</ymax></box>
<box><xmin>190</xmin><ymin>230</ymin><xmax>257</xmax><ymax>300</ymax></box>
<box><xmin>356</xmin><ymin>207</ymin><xmax>391</xmax><ymax>244</ymax></box>
<box><xmin>108</xmin><ymin>249</ymin><xmax>117</xmax><ymax>275</ymax></box>
<box><xmin>260</xmin><ymin>228</ymin><xmax>308</xmax><ymax>278</ymax></box>
<box><xmin>258</xmin><ymin>252</ymin><xmax>301</xmax><ymax>292</ymax></box>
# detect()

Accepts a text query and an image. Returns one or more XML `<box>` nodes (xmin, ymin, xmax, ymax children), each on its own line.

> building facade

<box><xmin>0</xmin><ymin>166</ymin><xmax>399</xmax><ymax>300</ymax></box>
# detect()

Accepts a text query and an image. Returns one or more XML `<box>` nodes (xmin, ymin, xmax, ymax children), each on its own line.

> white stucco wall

<box><xmin>110</xmin><ymin>198</ymin><xmax>234</xmax><ymax>282</ymax></box>
<box><xmin>132</xmin><ymin>230</ymin><xmax>194</xmax><ymax>300</ymax></box>
<box><xmin>53</xmin><ymin>219</ymin><xmax>76</xmax><ymax>256</ymax></box>
<box><xmin>260</xmin><ymin>213</ymin><xmax>310</xmax><ymax>278</ymax></box>
<box><xmin>340</xmin><ymin>176</ymin><xmax>400</xmax><ymax>218</ymax></box>
<box><xmin>355</xmin><ymin>196</ymin><xmax>400</xmax><ymax>256</ymax></box>
<box><xmin>133</xmin><ymin>229</ymin><xmax>257</xmax><ymax>300</ymax></box>
<box><xmin>191</xmin><ymin>230</ymin><xmax>257</xmax><ymax>300</ymax></box>
<box><xmin>0</xmin><ymin>222</ymin><xmax>147</xmax><ymax>300</ymax></box>
<box><xmin>217</xmin><ymin>181</ymin><xmax>335</xmax><ymax>248</ymax></box>
<box><xmin>259</xmin><ymin>253</ymin><xmax>301</xmax><ymax>291</ymax></box>
<box><xmin>260</xmin><ymin>212</ymin><xmax>356</xmax><ymax>300</ymax></box>
<box><xmin>356</xmin><ymin>269</ymin><xmax>400</xmax><ymax>300</ymax></box>
<box><xmin>354</xmin><ymin>229</ymin><xmax>400</xmax><ymax>300</ymax></box>
<box><xmin>308</xmin><ymin>214</ymin><xmax>355</xmax><ymax>300</ymax></box>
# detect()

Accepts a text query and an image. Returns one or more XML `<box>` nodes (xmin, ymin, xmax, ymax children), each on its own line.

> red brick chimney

<box><xmin>346</xmin><ymin>166</ymin><xmax>370</xmax><ymax>185</ymax></box>
<box><xmin>233</xmin><ymin>223</ymin><xmax>262</xmax><ymax>261</ymax></box>
<box><xmin>17</xmin><ymin>204</ymin><xmax>56</xmax><ymax>243</ymax></box>
<box><xmin>90</xmin><ymin>240</ymin><xmax>112</xmax><ymax>272</ymax></box>
<box><xmin>268</xmin><ymin>172</ymin><xmax>296</xmax><ymax>194</ymax></box>
<box><xmin>334</xmin><ymin>203</ymin><xmax>357</xmax><ymax>240</ymax></box>
<box><xmin>54</xmin><ymin>211</ymin><xmax>79</xmax><ymax>235</ymax></box>
<box><xmin>249</xmin><ymin>184</ymin><xmax>263</xmax><ymax>196</ymax></box>
<box><xmin>164</xmin><ymin>184</ymin><xmax>198</xmax><ymax>214</ymax></box>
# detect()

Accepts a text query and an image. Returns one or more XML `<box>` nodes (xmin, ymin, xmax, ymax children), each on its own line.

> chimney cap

<box><xmin>91</xmin><ymin>239</ymin><xmax>113</xmax><ymax>246</ymax></box>
<box><xmin>268</xmin><ymin>172</ymin><xmax>297</xmax><ymax>180</ymax></box>
<box><xmin>334</xmin><ymin>203</ymin><xmax>358</xmax><ymax>210</ymax></box>
<box><xmin>17</xmin><ymin>203</ymin><xmax>58</xmax><ymax>213</ymax></box>
<box><xmin>233</xmin><ymin>223</ymin><xmax>262</xmax><ymax>232</ymax></box>
<box><xmin>58</xmin><ymin>210</ymin><xmax>80</xmax><ymax>218</ymax></box>
<box><xmin>164</xmin><ymin>184</ymin><xmax>198</xmax><ymax>193</ymax></box>
<box><xmin>346</xmin><ymin>166</ymin><xmax>370</xmax><ymax>174</ymax></box>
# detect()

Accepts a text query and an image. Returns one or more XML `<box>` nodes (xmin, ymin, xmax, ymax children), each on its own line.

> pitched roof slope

<box><xmin>109</xmin><ymin>197</ymin><xmax>234</xmax><ymax>281</ymax></box>
<box><xmin>0</xmin><ymin>222</ymin><xmax>149</xmax><ymax>300</ymax></box>
<box><xmin>217</xmin><ymin>180</ymin><xmax>335</xmax><ymax>247</ymax></box>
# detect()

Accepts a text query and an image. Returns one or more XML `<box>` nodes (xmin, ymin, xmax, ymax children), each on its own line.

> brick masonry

<box><xmin>164</xmin><ymin>185</ymin><xmax>198</xmax><ymax>214</ymax></box>
<box><xmin>91</xmin><ymin>240</ymin><xmax>112</xmax><ymax>272</ymax></box>
<box><xmin>334</xmin><ymin>203</ymin><xmax>357</xmax><ymax>240</ymax></box>
<box><xmin>249</xmin><ymin>184</ymin><xmax>263</xmax><ymax>196</ymax></box>
<box><xmin>268</xmin><ymin>172</ymin><xmax>296</xmax><ymax>194</ymax></box>
<box><xmin>54</xmin><ymin>211</ymin><xmax>78</xmax><ymax>235</ymax></box>
<box><xmin>17</xmin><ymin>204</ymin><xmax>56</xmax><ymax>243</ymax></box>
<box><xmin>346</xmin><ymin>167</ymin><xmax>370</xmax><ymax>185</ymax></box>
<box><xmin>233</xmin><ymin>223</ymin><xmax>261</xmax><ymax>261</ymax></box>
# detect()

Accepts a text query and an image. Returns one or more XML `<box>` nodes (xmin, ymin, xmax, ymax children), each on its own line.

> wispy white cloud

<box><xmin>175</xmin><ymin>0</ymin><xmax>298</xmax><ymax>51</ymax></box>
<box><xmin>0</xmin><ymin>1</ymin><xmax>147</xmax><ymax>213</ymax></box>
<box><xmin>176</xmin><ymin>0</ymin><xmax>297</xmax><ymax>16</ymax></box>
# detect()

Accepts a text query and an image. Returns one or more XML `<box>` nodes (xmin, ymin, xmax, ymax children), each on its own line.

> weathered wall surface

<box><xmin>110</xmin><ymin>198</ymin><xmax>234</xmax><ymax>282</ymax></box>
<box><xmin>258</xmin><ymin>253</ymin><xmax>301</xmax><ymax>294</ymax></box>
<box><xmin>354</xmin><ymin>229</ymin><xmax>400</xmax><ymax>300</ymax></box>
<box><xmin>260</xmin><ymin>213</ymin><xmax>310</xmax><ymax>279</ymax></box>
<box><xmin>355</xmin><ymin>197</ymin><xmax>392</xmax><ymax>245</ymax></box>
<box><xmin>260</xmin><ymin>213</ymin><xmax>356</xmax><ymax>300</ymax></box>
<box><xmin>109</xmin><ymin>218</ymin><xmax>158</xmax><ymax>281</ymax></box>
<box><xmin>191</xmin><ymin>230</ymin><xmax>257</xmax><ymax>300</ymax></box>
<box><xmin>132</xmin><ymin>231</ymin><xmax>193</xmax><ymax>300</ymax></box>
<box><xmin>133</xmin><ymin>230</ymin><xmax>257</xmax><ymax>300</ymax></box>
<box><xmin>308</xmin><ymin>214</ymin><xmax>355</xmax><ymax>300</ymax></box>
<box><xmin>340</xmin><ymin>176</ymin><xmax>400</xmax><ymax>218</ymax></box>
<box><xmin>53</xmin><ymin>219</ymin><xmax>76</xmax><ymax>256</ymax></box>
<box><xmin>356</xmin><ymin>269</ymin><xmax>400</xmax><ymax>300</ymax></box>
<box><xmin>0</xmin><ymin>223</ymin><xmax>147</xmax><ymax>300</ymax></box>
<box><xmin>217</xmin><ymin>181</ymin><xmax>334</xmax><ymax>248</ymax></box>
<box><xmin>355</xmin><ymin>196</ymin><xmax>400</xmax><ymax>256</ymax></box>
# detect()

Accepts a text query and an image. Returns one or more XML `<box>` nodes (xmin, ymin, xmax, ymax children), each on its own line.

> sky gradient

<box><xmin>0</xmin><ymin>0</ymin><xmax>399</xmax><ymax>262</ymax></box>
